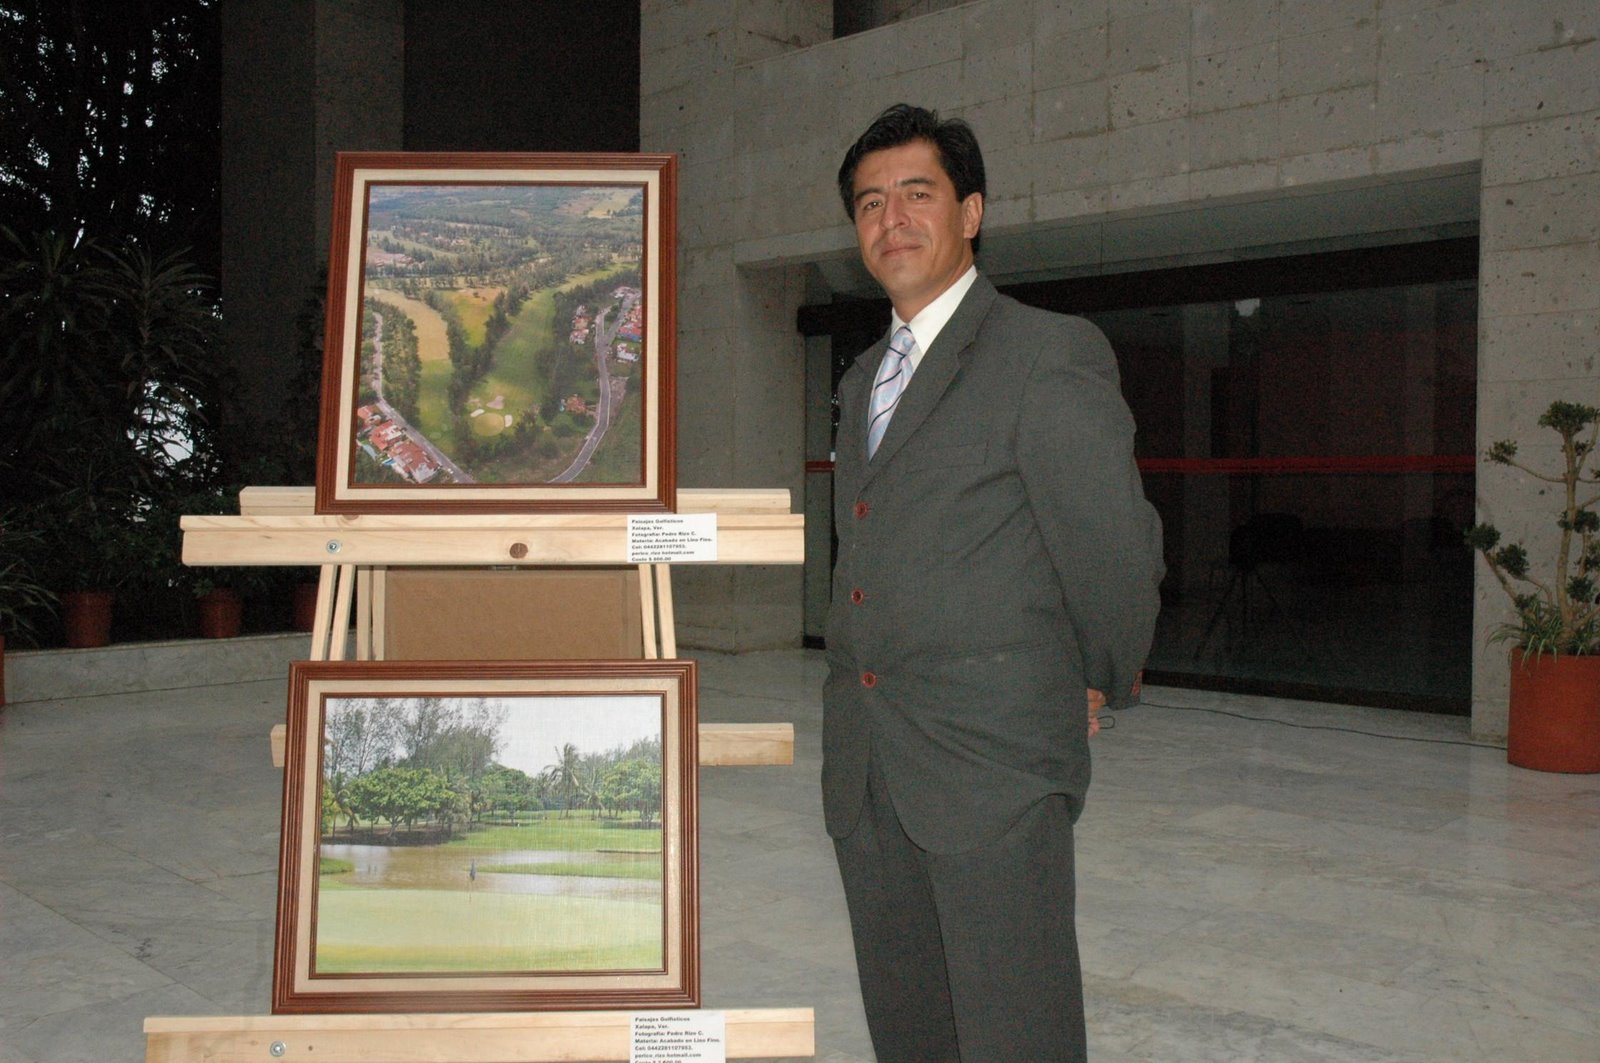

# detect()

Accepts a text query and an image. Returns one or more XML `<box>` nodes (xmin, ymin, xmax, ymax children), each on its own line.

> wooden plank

<box><xmin>270</xmin><ymin>721</ymin><xmax>793</xmax><ymax>770</ymax></box>
<box><xmin>698</xmin><ymin>722</ymin><xmax>794</xmax><ymax>766</ymax></box>
<box><xmin>144</xmin><ymin>1007</ymin><xmax>814</xmax><ymax>1062</ymax></box>
<box><xmin>236</xmin><ymin>485</ymin><xmax>792</xmax><ymax>517</ymax></box>
<box><xmin>181</xmin><ymin>513</ymin><xmax>803</xmax><ymax>567</ymax></box>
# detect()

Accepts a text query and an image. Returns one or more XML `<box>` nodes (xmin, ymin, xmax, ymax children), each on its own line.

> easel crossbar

<box><xmin>143</xmin><ymin>1007</ymin><xmax>815</xmax><ymax>1061</ymax></box>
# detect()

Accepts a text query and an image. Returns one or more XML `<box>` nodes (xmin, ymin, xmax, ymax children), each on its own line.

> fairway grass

<box><xmin>314</xmin><ymin>887</ymin><xmax>661</xmax><ymax>973</ymax></box>
<box><xmin>445</xmin><ymin>286</ymin><xmax>504</xmax><ymax>346</ymax></box>
<box><xmin>367</xmin><ymin>288</ymin><xmax>449</xmax><ymax>362</ymax></box>
<box><xmin>475</xmin><ymin>289</ymin><xmax>552</xmax><ymax>424</ymax></box>
<box><xmin>364</xmin><ymin>264</ymin><xmax>637</xmax><ymax>479</ymax></box>
<box><xmin>480</xmin><ymin>859</ymin><xmax>660</xmax><ymax>880</ymax></box>
<box><xmin>446</xmin><ymin>817</ymin><xmax>662</xmax><ymax>853</ymax></box>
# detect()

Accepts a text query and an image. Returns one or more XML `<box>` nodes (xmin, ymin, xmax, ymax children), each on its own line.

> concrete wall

<box><xmin>640</xmin><ymin>0</ymin><xmax>1600</xmax><ymax>737</ymax></box>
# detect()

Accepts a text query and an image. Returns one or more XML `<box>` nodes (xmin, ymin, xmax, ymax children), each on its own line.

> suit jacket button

<box><xmin>853</xmin><ymin>500</ymin><xmax>869</xmax><ymax>519</ymax></box>
<box><xmin>861</xmin><ymin>671</ymin><xmax>877</xmax><ymax>688</ymax></box>
<box><xmin>850</xmin><ymin>588</ymin><xmax>864</xmax><ymax>604</ymax></box>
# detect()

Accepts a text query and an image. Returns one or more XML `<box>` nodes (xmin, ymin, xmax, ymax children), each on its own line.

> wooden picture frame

<box><xmin>273</xmin><ymin>659</ymin><xmax>699</xmax><ymax>1013</ymax></box>
<box><xmin>314</xmin><ymin>152</ymin><xmax>677</xmax><ymax>514</ymax></box>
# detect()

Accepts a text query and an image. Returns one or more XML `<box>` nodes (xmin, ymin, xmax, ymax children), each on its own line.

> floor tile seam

<box><xmin>88</xmin><ymin>832</ymin><xmax>278</xmax><ymax>899</ymax></box>
<box><xmin>1</xmin><ymin>674</ymin><xmax>288</xmax><ymax>708</ymax></box>
<box><xmin>3</xmin><ymin>937</ymin><xmax>182</xmax><ymax>1016</ymax></box>
<box><xmin>1134</xmin><ymin>689</ymin><xmax>1481</xmax><ymax>731</ymax></box>
<box><xmin>1384</xmin><ymin>955</ymin><xmax>1600</xmax><ymax>1040</ymax></box>
<box><xmin>1164</xmin><ymin>812</ymin><xmax>1600</xmax><ymax>883</ymax></box>
<box><xmin>1085</xmin><ymin>969</ymin><xmax>1407</xmax><ymax>1059</ymax></box>
<box><xmin>1113</xmin><ymin>938</ymin><xmax>1511</xmax><ymax>1055</ymax></box>
<box><xmin>2</xmin><ymin>839</ymin><xmax>266</xmax><ymax>927</ymax></box>
<box><xmin>1124</xmin><ymin>707</ymin><xmax>1491</xmax><ymax>752</ymax></box>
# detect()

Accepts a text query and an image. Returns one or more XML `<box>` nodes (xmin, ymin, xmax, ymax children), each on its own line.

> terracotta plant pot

<box><xmin>1507</xmin><ymin>648</ymin><xmax>1600</xmax><ymax>773</ymax></box>
<box><xmin>196</xmin><ymin>588</ymin><xmax>243</xmax><ymax>639</ymax></box>
<box><xmin>61</xmin><ymin>590</ymin><xmax>114</xmax><ymax>648</ymax></box>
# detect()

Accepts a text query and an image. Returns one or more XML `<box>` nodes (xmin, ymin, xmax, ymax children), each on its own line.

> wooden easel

<box><xmin>145</xmin><ymin>487</ymin><xmax>815</xmax><ymax>1062</ymax></box>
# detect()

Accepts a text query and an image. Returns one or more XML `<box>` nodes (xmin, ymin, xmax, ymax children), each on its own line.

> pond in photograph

<box><xmin>321</xmin><ymin>843</ymin><xmax>662</xmax><ymax>901</ymax></box>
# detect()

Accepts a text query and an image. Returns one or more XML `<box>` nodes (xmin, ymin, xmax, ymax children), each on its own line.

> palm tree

<box><xmin>543</xmin><ymin>742</ymin><xmax>583</xmax><ymax>818</ymax></box>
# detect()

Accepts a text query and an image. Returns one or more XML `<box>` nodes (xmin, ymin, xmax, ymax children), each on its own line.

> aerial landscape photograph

<box><xmin>349</xmin><ymin>182</ymin><xmax>648</xmax><ymax>488</ymax></box>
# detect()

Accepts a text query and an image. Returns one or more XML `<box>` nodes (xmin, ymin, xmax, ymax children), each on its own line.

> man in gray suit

<box><xmin>824</xmin><ymin>104</ymin><xmax>1164</xmax><ymax>1061</ymax></box>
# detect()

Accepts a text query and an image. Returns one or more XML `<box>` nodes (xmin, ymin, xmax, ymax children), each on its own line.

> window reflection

<box><xmin>1090</xmin><ymin>280</ymin><xmax>1478</xmax><ymax>712</ymax></box>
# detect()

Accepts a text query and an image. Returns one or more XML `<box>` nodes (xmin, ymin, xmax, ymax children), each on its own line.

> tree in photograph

<box><xmin>345</xmin><ymin>765</ymin><xmax>454</xmax><ymax>840</ymax></box>
<box><xmin>542</xmin><ymin>742</ymin><xmax>586</xmax><ymax>817</ymax></box>
<box><xmin>375</xmin><ymin>307</ymin><xmax>420</xmax><ymax>423</ymax></box>
<box><xmin>324</xmin><ymin>698</ymin><xmax>401</xmax><ymax>788</ymax></box>
<box><xmin>320</xmin><ymin>780</ymin><xmax>340</xmax><ymax>838</ymax></box>
<box><xmin>483</xmin><ymin>293</ymin><xmax>510</xmax><ymax>351</ymax></box>
<box><xmin>394</xmin><ymin>696</ymin><xmax>504</xmax><ymax>826</ymax></box>
<box><xmin>598</xmin><ymin>758</ymin><xmax>662</xmax><ymax>827</ymax></box>
<box><xmin>480</xmin><ymin>764</ymin><xmax>538</xmax><ymax>822</ymax></box>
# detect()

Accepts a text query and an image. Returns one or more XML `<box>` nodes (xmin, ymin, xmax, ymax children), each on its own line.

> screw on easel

<box><xmin>325</xmin><ymin>540</ymin><xmax>341</xmax><ymax>554</ymax></box>
<box><xmin>269</xmin><ymin>1041</ymin><xmax>287</xmax><ymax>1058</ymax></box>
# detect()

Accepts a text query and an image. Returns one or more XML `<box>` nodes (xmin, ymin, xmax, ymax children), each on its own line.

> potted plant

<box><xmin>1</xmin><ymin>229</ymin><xmax>225</xmax><ymax>646</ymax></box>
<box><xmin>190</xmin><ymin>573</ymin><xmax>244</xmax><ymax>639</ymax></box>
<box><xmin>1465</xmin><ymin>400</ymin><xmax>1600</xmax><ymax>772</ymax></box>
<box><xmin>173</xmin><ymin>484</ymin><xmax>262</xmax><ymax>639</ymax></box>
<box><xmin>0</xmin><ymin>511</ymin><xmax>57</xmax><ymax>705</ymax></box>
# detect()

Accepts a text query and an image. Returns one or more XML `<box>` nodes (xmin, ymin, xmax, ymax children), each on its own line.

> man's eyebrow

<box><xmin>853</xmin><ymin>175</ymin><xmax>937</xmax><ymax>204</ymax></box>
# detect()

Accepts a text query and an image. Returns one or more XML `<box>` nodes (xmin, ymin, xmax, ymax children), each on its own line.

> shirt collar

<box><xmin>891</xmin><ymin>265</ymin><xmax>979</xmax><ymax>372</ymax></box>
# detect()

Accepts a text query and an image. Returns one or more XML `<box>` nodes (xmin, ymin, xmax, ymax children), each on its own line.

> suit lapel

<box><xmin>861</xmin><ymin>276</ymin><xmax>998</xmax><ymax>482</ymax></box>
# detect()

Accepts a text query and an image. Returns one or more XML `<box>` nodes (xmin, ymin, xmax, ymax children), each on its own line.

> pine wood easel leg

<box><xmin>370</xmin><ymin>567</ymin><xmax>387</xmax><ymax>660</ymax></box>
<box><xmin>354</xmin><ymin>566</ymin><xmax>373</xmax><ymax>661</ymax></box>
<box><xmin>327</xmin><ymin>564</ymin><xmax>356</xmax><ymax>662</ymax></box>
<box><xmin>656</xmin><ymin>564</ymin><xmax>677</xmax><ymax>658</ymax></box>
<box><xmin>308</xmin><ymin>565</ymin><xmax>337</xmax><ymax>662</ymax></box>
<box><xmin>638</xmin><ymin>563</ymin><xmax>659</xmax><ymax>660</ymax></box>
<box><xmin>636</xmin><ymin>564</ymin><xmax>676</xmax><ymax>659</ymax></box>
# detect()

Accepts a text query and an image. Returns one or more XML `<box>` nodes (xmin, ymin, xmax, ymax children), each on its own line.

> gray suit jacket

<box><xmin>823</xmin><ymin>274</ymin><xmax>1164</xmax><ymax>853</ymax></box>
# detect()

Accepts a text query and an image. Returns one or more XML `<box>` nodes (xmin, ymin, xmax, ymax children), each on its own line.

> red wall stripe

<box><xmin>806</xmin><ymin>455</ymin><xmax>1474</xmax><ymax>475</ymax></box>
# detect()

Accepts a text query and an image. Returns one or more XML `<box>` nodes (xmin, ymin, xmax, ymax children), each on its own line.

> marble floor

<box><xmin>1</xmin><ymin>649</ymin><xmax>1596</xmax><ymax>1062</ymax></box>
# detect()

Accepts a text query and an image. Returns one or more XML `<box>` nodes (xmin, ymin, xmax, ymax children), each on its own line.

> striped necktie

<box><xmin>866</xmin><ymin>325</ymin><xmax>916</xmax><ymax>459</ymax></box>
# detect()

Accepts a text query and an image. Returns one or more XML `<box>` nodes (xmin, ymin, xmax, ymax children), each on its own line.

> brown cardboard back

<box><xmin>381</xmin><ymin>567</ymin><xmax>644</xmax><ymax>660</ymax></box>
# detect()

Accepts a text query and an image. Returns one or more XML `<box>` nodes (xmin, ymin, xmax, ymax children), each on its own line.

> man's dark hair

<box><xmin>837</xmin><ymin>103</ymin><xmax>986</xmax><ymax>251</ymax></box>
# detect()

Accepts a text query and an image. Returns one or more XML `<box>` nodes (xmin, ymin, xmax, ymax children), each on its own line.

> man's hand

<box><xmin>1086</xmin><ymin>671</ymin><xmax>1143</xmax><ymax>737</ymax></box>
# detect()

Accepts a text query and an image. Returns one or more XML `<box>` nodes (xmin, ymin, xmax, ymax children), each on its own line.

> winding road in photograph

<box><xmin>552</xmin><ymin>288</ymin><xmax>638</xmax><ymax>484</ymax></box>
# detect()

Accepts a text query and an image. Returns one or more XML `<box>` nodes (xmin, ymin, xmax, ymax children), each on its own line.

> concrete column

<box><xmin>641</xmin><ymin>1</ymin><xmax>830</xmax><ymax>650</ymax></box>
<box><xmin>220</xmin><ymin>0</ymin><xmax>402</xmax><ymax>446</ymax></box>
<box><xmin>1474</xmin><ymin>107</ymin><xmax>1600</xmax><ymax>740</ymax></box>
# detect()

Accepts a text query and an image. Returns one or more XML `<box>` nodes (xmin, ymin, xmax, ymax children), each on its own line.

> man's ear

<box><xmin>961</xmin><ymin>192</ymin><xmax>984</xmax><ymax>240</ymax></box>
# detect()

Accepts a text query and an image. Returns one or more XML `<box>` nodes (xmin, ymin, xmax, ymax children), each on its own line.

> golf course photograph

<box><xmin>273</xmin><ymin>659</ymin><xmax>700</xmax><ymax>1012</ymax></box>
<box><xmin>313</xmin><ymin>153</ymin><xmax>678</xmax><ymax>514</ymax></box>
<box><xmin>354</xmin><ymin>182</ymin><xmax>646</xmax><ymax>487</ymax></box>
<box><xmin>313</xmin><ymin>690</ymin><xmax>667</xmax><ymax>975</ymax></box>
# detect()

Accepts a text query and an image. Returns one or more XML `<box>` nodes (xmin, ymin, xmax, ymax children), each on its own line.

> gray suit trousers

<box><xmin>834</xmin><ymin>755</ymin><xmax>1087</xmax><ymax>1063</ymax></box>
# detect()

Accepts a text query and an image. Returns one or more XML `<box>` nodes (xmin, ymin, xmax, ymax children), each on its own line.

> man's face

<box><xmin>851</xmin><ymin>139</ymin><xmax>983</xmax><ymax>321</ymax></box>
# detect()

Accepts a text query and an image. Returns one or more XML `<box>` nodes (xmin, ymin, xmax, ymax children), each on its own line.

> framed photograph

<box><xmin>314</xmin><ymin>152</ymin><xmax>677</xmax><ymax>513</ymax></box>
<box><xmin>273</xmin><ymin>659</ymin><xmax>699</xmax><ymax>1013</ymax></box>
